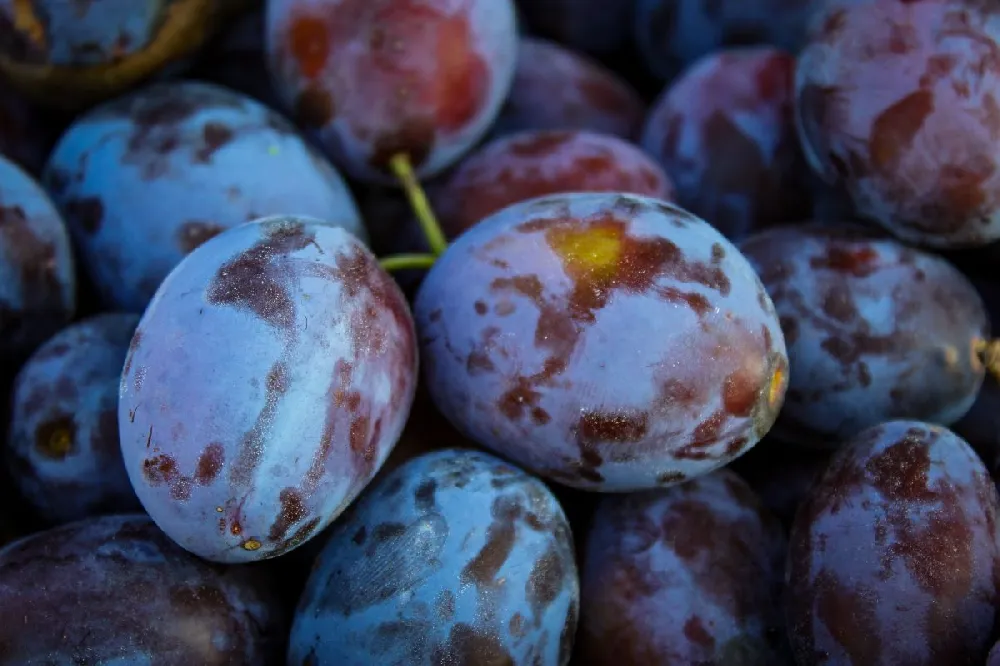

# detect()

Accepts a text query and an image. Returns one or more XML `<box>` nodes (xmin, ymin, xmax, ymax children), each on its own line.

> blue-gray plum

<box><xmin>44</xmin><ymin>80</ymin><xmax>364</xmax><ymax>312</ymax></box>
<box><xmin>288</xmin><ymin>448</ymin><xmax>579</xmax><ymax>666</ymax></box>
<box><xmin>415</xmin><ymin>192</ymin><xmax>788</xmax><ymax>491</ymax></box>
<box><xmin>264</xmin><ymin>0</ymin><xmax>518</xmax><ymax>182</ymax></box>
<box><xmin>7</xmin><ymin>313</ymin><xmax>142</xmax><ymax>525</ymax></box>
<box><xmin>0</xmin><ymin>153</ymin><xmax>75</xmax><ymax>364</ymax></box>
<box><xmin>118</xmin><ymin>215</ymin><xmax>417</xmax><ymax>563</ymax></box>
<box><xmin>0</xmin><ymin>513</ymin><xmax>285</xmax><ymax>664</ymax></box>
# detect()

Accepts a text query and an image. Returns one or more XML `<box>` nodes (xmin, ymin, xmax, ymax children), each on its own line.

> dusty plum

<box><xmin>575</xmin><ymin>469</ymin><xmax>789</xmax><ymax>665</ymax></box>
<box><xmin>289</xmin><ymin>448</ymin><xmax>579</xmax><ymax>665</ymax></box>
<box><xmin>635</xmin><ymin>0</ymin><xmax>819</xmax><ymax>81</ymax></box>
<box><xmin>739</xmin><ymin>223</ymin><xmax>988</xmax><ymax>445</ymax></box>
<box><xmin>0</xmin><ymin>513</ymin><xmax>285</xmax><ymax>663</ymax></box>
<box><xmin>0</xmin><ymin>153</ymin><xmax>75</xmax><ymax>364</ymax></box>
<box><xmin>7</xmin><ymin>313</ymin><xmax>142</xmax><ymax>525</ymax></box>
<box><xmin>433</xmin><ymin>130</ymin><xmax>675</xmax><ymax>238</ymax></box>
<box><xmin>796</xmin><ymin>0</ymin><xmax>1000</xmax><ymax>247</ymax></box>
<box><xmin>44</xmin><ymin>80</ymin><xmax>364</xmax><ymax>313</ymax></box>
<box><xmin>730</xmin><ymin>437</ymin><xmax>831</xmax><ymax>527</ymax></box>
<box><xmin>786</xmin><ymin>421</ymin><xmax>1000</xmax><ymax>665</ymax></box>
<box><xmin>415</xmin><ymin>192</ymin><xmax>788</xmax><ymax>492</ymax></box>
<box><xmin>265</xmin><ymin>0</ymin><xmax>518</xmax><ymax>182</ymax></box>
<box><xmin>641</xmin><ymin>47</ymin><xmax>811</xmax><ymax>240</ymax></box>
<box><xmin>515</xmin><ymin>0</ymin><xmax>635</xmax><ymax>55</ymax></box>
<box><xmin>118</xmin><ymin>215</ymin><xmax>417</xmax><ymax>563</ymax></box>
<box><xmin>492</xmin><ymin>37</ymin><xmax>646</xmax><ymax>140</ymax></box>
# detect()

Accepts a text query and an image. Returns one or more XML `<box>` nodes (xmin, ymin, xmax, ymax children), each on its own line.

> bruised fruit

<box><xmin>415</xmin><ymin>192</ymin><xmax>788</xmax><ymax>491</ymax></box>
<box><xmin>118</xmin><ymin>215</ymin><xmax>417</xmax><ymax>562</ymax></box>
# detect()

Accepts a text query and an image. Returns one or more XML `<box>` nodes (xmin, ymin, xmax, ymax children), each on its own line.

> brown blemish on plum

<box><xmin>177</xmin><ymin>220</ymin><xmax>225</xmax><ymax>254</ymax></box>
<box><xmin>812</xmin><ymin>568</ymin><xmax>883</xmax><ymax>664</ymax></box>
<box><xmin>431</xmin><ymin>623</ymin><xmax>514</xmax><ymax>665</ymax></box>
<box><xmin>229</xmin><ymin>360</ymin><xmax>289</xmax><ymax>488</ymax></box>
<box><xmin>142</xmin><ymin>454</ymin><xmax>178</xmax><ymax>486</ymax></box>
<box><xmin>414</xmin><ymin>479</ymin><xmax>437</xmax><ymax>511</ymax></box>
<box><xmin>194</xmin><ymin>442</ymin><xmax>224</xmax><ymax>485</ymax></box>
<box><xmin>526</xmin><ymin>544</ymin><xmax>567</xmax><ymax>619</ymax></box>
<box><xmin>34</xmin><ymin>414</ymin><xmax>76</xmax><ymax>459</ymax></box>
<box><xmin>809</xmin><ymin>243</ymin><xmax>880</xmax><ymax>278</ymax></box>
<box><xmin>683</xmin><ymin>616</ymin><xmax>715</xmax><ymax>650</ymax></box>
<box><xmin>63</xmin><ymin>197</ymin><xmax>104</xmax><ymax>234</ymax></box>
<box><xmin>460</xmin><ymin>496</ymin><xmax>517</xmax><ymax>588</ymax></box>
<box><xmin>194</xmin><ymin>122</ymin><xmax>234</xmax><ymax>163</ymax></box>
<box><xmin>865</xmin><ymin>433</ymin><xmax>935</xmax><ymax>502</ymax></box>
<box><xmin>269</xmin><ymin>487</ymin><xmax>307</xmax><ymax>542</ymax></box>
<box><xmin>577</xmin><ymin>411</ymin><xmax>648</xmax><ymax>447</ymax></box>
<box><xmin>869</xmin><ymin>90</ymin><xmax>934</xmax><ymax>172</ymax></box>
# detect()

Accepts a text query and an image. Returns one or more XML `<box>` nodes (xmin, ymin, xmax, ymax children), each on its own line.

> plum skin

<box><xmin>119</xmin><ymin>215</ymin><xmax>417</xmax><ymax>563</ymax></box>
<box><xmin>415</xmin><ymin>192</ymin><xmax>788</xmax><ymax>492</ymax></box>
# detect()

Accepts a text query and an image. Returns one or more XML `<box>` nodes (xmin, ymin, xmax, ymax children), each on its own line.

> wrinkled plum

<box><xmin>492</xmin><ymin>37</ymin><xmax>646</xmax><ymax>140</ymax></box>
<box><xmin>265</xmin><ymin>0</ymin><xmax>518</xmax><ymax>182</ymax></box>
<box><xmin>730</xmin><ymin>437</ymin><xmax>831</xmax><ymax>527</ymax></box>
<box><xmin>739</xmin><ymin>224</ymin><xmax>988</xmax><ymax>445</ymax></box>
<box><xmin>0</xmin><ymin>79</ymin><xmax>50</xmax><ymax>174</ymax></box>
<box><xmin>515</xmin><ymin>0</ymin><xmax>635</xmax><ymax>55</ymax></box>
<box><xmin>786</xmin><ymin>421</ymin><xmax>1000</xmax><ymax>665</ymax></box>
<box><xmin>635</xmin><ymin>0</ymin><xmax>818</xmax><ymax>81</ymax></box>
<box><xmin>641</xmin><ymin>47</ymin><xmax>811</xmax><ymax>240</ymax></box>
<box><xmin>576</xmin><ymin>469</ymin><xmax>789</xmax><ymax>665</ymax></box>
<box><xmin>0</xmin><ymin>153</ymin><xmax>75</xmax><ymax>364</ymax></box>
<box><xmin>796</xmin><ymin>0</ymin><xmax>1000</xmax><ymax>247</ymax></box>
<box><xmin>288</xmin><ymin>448</ymin><xmax>579</xmax><ymax>666</ymax></box>
<box><xmin>0</xmin><ymin>0</ymin><xmax>252</xmax><ymax>109</ymax></box>
<box><xmin>44</xmin><ymin>80</ymin><xmax>364</xmax><ymax>313</ymax></box>
<box><xmin>118</xmin><ymin>215</ymin><xmax>417</xmax><ymax>562</ymax></box>
<box><xmin>0</xmin><ymin>513</ymin><xmax>284</xmax><ymax>663</ymax></box>
<box><xmin>433</xmin><ymin>130</ymin><xmax>675</xmax><ymax>238</ymax></box>
<box><xmin>415</xmin><ymin>192</ymin><xmax>788</xmax><ymax>491</ymax></box>
<box><xmin>7</xmin><ymin>313</ymin><xmax>142</xmax><ymax>525</ymax></box>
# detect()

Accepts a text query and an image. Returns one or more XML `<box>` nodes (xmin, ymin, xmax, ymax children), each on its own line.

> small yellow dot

<box><xmin>215</xmin><ymin>506</ymin><xmax>223</xmax><ymax>513</ymax></box>
<box><xmin>242</xmin><ymin>539</ymin><xmax>262</xmax><ymax>551</ymax></box>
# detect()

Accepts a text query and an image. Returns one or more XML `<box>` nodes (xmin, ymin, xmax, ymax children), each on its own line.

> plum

<box><xmin>433</xmin><ymin>130</ymin><xmax>675</xmax><ymax>238</ymax></box>
<box><xmin>0</xmin><ymin>513</ymin><xmax>284</xmax><ymax>664</ymax></box>
<box><xmin>6</xmin><ymin>313</ymin><xmax>142</xmax><ymax>525</ymax></box>
<box><xmin>575</xmin><ymin>469</ymin><xmax>790</xmax><ymax>665</ymax></box>
<box><xmin>44</xmin><ymin>80</ymin><xmax>364</xmax><ymax>312</ymax></box>
<box><xmin>415</xmin><ymin>192</ymin><xmax>788</xmax><ymax>491</ymax></box>
<box><xmin>288</xmin><ymin>448</ymin><xmax>579</xmax><ymax>666</ymax></box>
<box><xmin>786</xmin><ymin>421</ymin><xmax>1000</xmax><ymax>665</ymax></box>
<box><xmin>795</xmin><ymin>0</ymin><xmax>1000</xmax><ymax>247</ymax></box>
<box><xmin>515</xmin><ymin>0</ymin><xmax>635</xmax><ymax>55</ymax></box>
<box><xmin>739</xmin><ymin>223</ymin><xmax>988</xmax><ymax>445</ymax></box>
<box><xmin>0</xmin><ymin>153</ymin><xmax>75</xmax><ymax>364</ymax></box>
<box><xmin>118</xmin><ymin>215</ymin><xmax>417</xmax><ymax>563</ymax></box>
<box><xmin>265</xmin><ymin>0</ymin><xmax>518</xmax><ymax>182</ymax></box>
<box><xmin>492</xmin><ymin>37</ymin><xmax>646</xmax><ymax>141</ymax></box>
<box><xmin>641</xmin><ymin>47</ymin><xmax>811</xmax><ymax>240</ymax></box>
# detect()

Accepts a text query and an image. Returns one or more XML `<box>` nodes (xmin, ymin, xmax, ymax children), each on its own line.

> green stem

<box><xmin>379</xmin><ymin>253</ymin><xmax>438</xmax><ymax>272</ymax></box>
<box><xmin>389</xmin><ymin>153</ymin><xmax>449</xmax><ymax>256</ymax></box>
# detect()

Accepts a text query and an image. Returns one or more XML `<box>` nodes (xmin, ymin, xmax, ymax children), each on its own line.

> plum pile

<box><xmin>6</xmin><ymin>1</ymin><xmax>1000</xmax><ymax>664</ymax></box>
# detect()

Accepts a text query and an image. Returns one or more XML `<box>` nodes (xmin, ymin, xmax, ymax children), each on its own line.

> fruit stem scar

<box><xmin>973</xmin><ymin>338</ymin><xmax>1000</xmax><ymax>380</ymax></box>
<box><xmin>379</xmin><ymin>253</ymin><xmax>438</xmax><ymax>272</ymax></box>
<box><xmin>389</xmin><ymin>152</ymin><xmax>449</xmax><ymax>257</ymax></box>
<box><xmin>242</xmin><ymin>538</ymin><xmax>262</xmax><ymax>551</ymax></box>
<box><xmin>767</xmin><ymin>366</ymin><xmax>785</xmax><ymax>407</ymax></box>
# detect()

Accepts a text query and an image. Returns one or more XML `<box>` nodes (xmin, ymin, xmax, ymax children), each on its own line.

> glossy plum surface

<box><xmin>119</xmin><ymin>215</ymin><xmax>417</xmax><ymax>562</ymax></box>
<box><xmin>415</xmin><ymin>192</ymin><xmax>788</xmax><ymax>491</ymax></box>
<box><xmin>289</xmin><ymin>448</ymin><xmax>579</xmax><ymax>665</ymax></box>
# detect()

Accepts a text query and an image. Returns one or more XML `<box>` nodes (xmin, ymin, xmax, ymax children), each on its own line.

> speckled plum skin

<box><xmin>515</xmin><ymin>0</ymin><xmax>635</xmax><ymax>55</ymax></box>
<box><xmin>492</xmin><ymin>38</ymin><xmax>646</xmax><ymax>141</ymax></box>
<box><xmin>415</xmin><ymin>192</ymin><xmax>788</xmax><ymax>491</ymax></box>
<box><xmin>43</xmin><ymin>80</ymin><xmax>363</xmax><ymax>313</ymax></box>
<box><xmin>433</xmin><ymin>130</ymin><xmax>675</xmax><ymax>238</ymax></box>
<box><xmin>0</xmin><ymin>513</ymin><xmax>285</xmax><ymax>664</ymax></box>
<box><xmin>796</xmin><ymin>0</ymin><xmax>1000</xmax><ymax>247</ymax></box>
<box><xmin>575</xmin><ymin>469</ymin><xmax>789</xmax><ymax>665</ymax></box>
<box><xmin>786</xmin><ymin>421</ymin><xmax>1000</xmax><ymax>665</ymax></box>
<box><xmin>289</xmin><ymin>448</ymin><xmax>579</xmax><ymax>666</ymax></box>
<box><xmin>0</xmin><ymin>154</ymin><xmax>75</xmax><ymax>363</ymax></box>
<box><xmin>635</xmin><ymin>0</ymin><xmax>819</xmax><ymax>81</ymax></box>
<box><xmin>739</xmin><ymin>224</ymin><xmax>988</xmax><ymax>445</ymax></box>
<box><xmin>7</xmin><ymin>313</ymin><xmax>141</xmax><ymax>525</ymax></box>
<box><xmin>118</xmin><ymin>215</ymin><xmax>418</xmax><ymax>563</ymax></box>
<box><xmin>265</xmin><ymin>0</ymin><xmax>518</xmax><ymax>182</ymax></box>
<box><xmin>641</xmin><ymin>47</ymin><xmax>811</xmax><ymax>241</ymax></box>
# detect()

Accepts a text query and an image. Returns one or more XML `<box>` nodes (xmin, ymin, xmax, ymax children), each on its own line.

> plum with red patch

<box><xmin>786</xmin><ymin>421</ymin><xmax>1000</xmax><ymax>665</ymax></box>
<box><xmin>0</xmin><ymin>153</ymin><xmax>76</xmax><ymax>364</ymax></box>
<box><xmin>635</xmin><ymin>0</ymin><xmax>819</xmax><ymax>81</ymax></box>
<box><xmin>118</xmin><ymin>215</ymin><xmax>417</xmax><ymax>563</ymax></box>
<box><xmin>515</xmin><ymin>0</ymin><xmax>635</xmax><ymax>55</ymax></box>
<box><xmin>265</xmin><ymin>0</ymin><xmax>518</xmax><ymax>182</ymax></box>
<box><xmin>6</xmin><ymin>312</ymin><xmax>142</xmax><ymax>525</ymax></box>
<box><xmin>0</xmin><ymin>513</ymin><xmax>285</xmax><ymax>663</ymax></box>
<box><xmin>641</xmin><ymin>47</ymin><xmax>811</xmax><ymax>240</ymax></box>
<box><xmin>492</xmin><ymin>37</ymin><xmax>646</xmax><ymax>141</ymax></box>
<box><xmin>43</xmin><ymin>80</ymin><xmax>363</xmax><ymax>313</ymax></box>
<box><xmin>575</xmin><ymin>468</ymin><xmax>790</xmax><ymax>664</ymax></box>
<box><xmin>795</xmin><ymin>0</ymin><xmax>1000</xmax><ymax>247</ymax></box>
<box><xmin>289</xmin><ymin>448</ymin><xmax>579</xmax><ymax>666</ymax></box>
<box><xmin>739</xmin><ymin>223</ymin><xmax>988</xmax><ymax>445</ymax></box>
<box><xmin>415</xmin><ymin>192</ymin><xmax>788</xmax><ymax>491</ymax></box>
<box><xmin>433</xmin><ymin>130</ymin><xmax>675</xmax><ymax>238</ymax></box>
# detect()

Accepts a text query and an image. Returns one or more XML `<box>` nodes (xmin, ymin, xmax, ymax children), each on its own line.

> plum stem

<box><xmin>974</xmin><ymin>339</ymin><xmax>1000</xmax><ymax>381</ymax></box>
<box><xmin>389</xmin><ymin>153</ymin><xmax>448</xmax><ymax>257</ymax></box>
<box><xmin>379</xmin><ymin>253</ymin><xmax>438</xmax><ymax>272</ymax></box>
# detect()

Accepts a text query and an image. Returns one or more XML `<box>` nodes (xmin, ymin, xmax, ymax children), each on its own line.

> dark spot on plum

<box><xmin>723</xmin><ymin>368</ymin><xmax>760</xmax><ymax>417</ymax></box>
<box><xmin>577</xmin><ymin>411</ymin><xmax>648</xmax><ymax>446</ymax></box>
<box><xmin>474</xmin><ymin>300</ymin><xmax>487</xmax><ymax>315</ymax></box>
<box><xmin>414</xmin><ymin>479</ymin><xmax>437</xmax><ymax>511</ymax></box>
<box><xmin>295</xmin><ymin>85</ymin><xmax>335</xmax><ymax>128</ymax></box>
<box><xmin>461</xmin><ymin>494</ymin><xmax>520</xmax><ymax>588</ymax></box>
<box><xmin>809</xmin><ymin>244</ymin><xmax>880</xmax><ymax>278</ymax></box>
<box><xmin>683</xmin><ymin>616</ymin><xmax>715</xmax><ymax>650</ymax></box>
<box><xmin>63</xmin><ymin>197</ymin><xmax>104</xmax><ymax>234</ymax></box>
<box><xmin>431</xmin><ymin>623</ymin><xmax>514</xmax><ymax>666</ymax></box>
<box><xmin>526</xmin><ymin>545</ymin><xmax>566</xmax><ymax>620</ymax></box>
<box><xmin>510</xmin><ymin>612</ymin><xmax>526</xmax><ymax>637</ymax></box>
<box><xmin>143</xmin><ymin>454</ymin><xmax>178</xmax><ymax>485</ymax></box>
<box><xmin>870</xmin><ymin>90</ymin><xmax>934</xmax><ymax>172</ymax></box>
<box><xmin>865</xmin><ymin>432</ymin><xmax>936</xmax><ymax>502</ymax></box>
<box><xmin>269</xmin><ymin>487</ymin><xmax>307</xmax><ymax>542</ymax></box>
<box><xmin>372</xmin><ymin>522</ymin><xmax>407</xmax><ymax>542</ymax></box>
<box><xmin>177</xmin><ymin>220</ymin><xmax>225</xmax><ymax>254</ymax></box>
<box><xmin>229</xmin><ymin>360</ymin><xmax>290</xmax><ymax>487</ymax></box>
<box><xmin>352</xmin><ymin>526</ymin><xmax>367</xmax><ymax>545</ymax></box>
<box><xmin>195</xmin><ymin>122</ymin><xmax>234</xmax><ymax>163</ymax></box>
<box><xmin>287</xmin><ymin>12</ymin><xmax>330</xmax><ymax>79</ymax></box>
<box><xmin>34</xmin><ymin>414</ymin><xmax>76</xmax><ymax>459</ymax></box>
<box><xmin>194</xmin><ymin>442</ymin><xmax>224</xmax><ymax>485</ymax></box>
